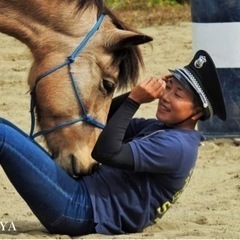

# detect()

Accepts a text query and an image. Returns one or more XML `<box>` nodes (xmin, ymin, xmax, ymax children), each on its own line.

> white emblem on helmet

<box><xmin>194</xmin><ymin>55</ymin><xmax>207</xmax><ymax>69</ymax></box>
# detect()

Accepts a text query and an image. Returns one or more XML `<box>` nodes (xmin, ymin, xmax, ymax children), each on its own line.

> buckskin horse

<box><xmin>0</xmin><ymin>0</ymin><xmax>152</xmax><ymax>176</ymax></box>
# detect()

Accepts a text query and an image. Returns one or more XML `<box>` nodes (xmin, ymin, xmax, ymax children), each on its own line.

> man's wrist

<box><xmin>126</xmin><ymin>97</ymin><xmax>140</xmax><ymax>109</ymax></box>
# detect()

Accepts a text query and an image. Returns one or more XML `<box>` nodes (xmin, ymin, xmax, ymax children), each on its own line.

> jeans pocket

<box><xmin>48</xmin><ymin>215</ymin><xmax>95</xmax><ymax>236</ymax></box>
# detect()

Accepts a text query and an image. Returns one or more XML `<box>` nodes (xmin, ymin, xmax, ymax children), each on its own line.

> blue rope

<box><xmin>30</xmin><ymin>14</ymin><xmax>106</xmax><ymax>138</ymax></box>
<box><xmin>29</xmin><ymin>91</ymin><xmax>36</xmax><ymax>137</ymax></box>
<box><xmin>68</xmin><ymin>13</ymin><xmax>105</xmax><ymax>62</ymax></box>
<box><xmin>34</xmin><ymin>61</ymin><xmax>69</xmax><ymax>85</ymax></box>
<box><xmin>32</xmin><ymin>117</ymin><xmax>85</xmax><ymax>138</ymax></box>
<box><xmin>68</xmin><ymin>63</ymin><xmax>88</xmax><ymax>117</ymax></box>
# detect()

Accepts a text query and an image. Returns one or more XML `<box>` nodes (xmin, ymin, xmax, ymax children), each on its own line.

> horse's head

<box><xmin>27</xmin><ymin>1</ymin><xmax>152</xmax><ymax>176</ymax></box>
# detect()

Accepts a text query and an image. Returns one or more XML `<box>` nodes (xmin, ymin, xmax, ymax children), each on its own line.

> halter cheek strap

<box><xmin>30</xmin><ymin>14</ymin><xmax>106</xmax><ymax>139</ymax></box>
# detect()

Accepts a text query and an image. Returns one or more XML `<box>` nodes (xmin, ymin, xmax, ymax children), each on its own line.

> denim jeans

<box><xmin>0</xmin><ymin>118</ymin><xmax>95</xmax><ymax>236</ymax></box>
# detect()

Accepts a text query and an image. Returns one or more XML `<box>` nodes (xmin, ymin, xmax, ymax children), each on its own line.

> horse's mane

<box><xmin>76</xmin><ymin>0</ymin><xmax>144</xmax><ymax>90</ymax></box>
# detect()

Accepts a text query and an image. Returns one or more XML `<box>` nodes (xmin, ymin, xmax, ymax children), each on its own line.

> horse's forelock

<box><xmin>76</xmin><ymin>0</ymin><xmax>105</xmax><ymax>14</ymax></box>
<box><xmin>76</xmin><ymin>0</ymin><xmax>126</xmax><ymax>28</ymax></box>
<box><xmin>112</xmin><ymin>48</ymin><xmax>144</xmax><ymax>90</ymax></box>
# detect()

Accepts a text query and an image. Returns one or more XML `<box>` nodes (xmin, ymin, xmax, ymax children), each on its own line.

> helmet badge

<box><xmin>194</xmin><ymin>55</ymin><xmax>207</xmax><ymax>69</ymax></box>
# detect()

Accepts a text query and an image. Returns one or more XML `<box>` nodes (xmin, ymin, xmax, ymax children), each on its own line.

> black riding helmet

<box><xmin>169</xmin><ymin>50</ymin><xmax>227</xmax><ymax>121</ymax></box>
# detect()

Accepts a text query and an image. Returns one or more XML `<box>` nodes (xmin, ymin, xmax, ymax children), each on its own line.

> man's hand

<box><xmin>128</xmin><ymin>77</ymin><xmax>166</xmax><ymax>104</ymax></box>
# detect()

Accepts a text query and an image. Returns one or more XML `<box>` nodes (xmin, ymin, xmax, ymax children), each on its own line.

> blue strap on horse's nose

<box><xmin>68</xmin><ymin>56</ymin><xmax>75</xmax><ymax>63</ymax></box>
<box><xmin>84</xmin><ymin>115</ymin><xmax>105</xmax><ymax>129</ymax></box>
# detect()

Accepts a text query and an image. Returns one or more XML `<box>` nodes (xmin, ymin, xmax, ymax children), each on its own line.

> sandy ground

<box><xmin>0</xmin><ymin>22</ymin><xmax>240</xmax><ymax>239</ymax></box>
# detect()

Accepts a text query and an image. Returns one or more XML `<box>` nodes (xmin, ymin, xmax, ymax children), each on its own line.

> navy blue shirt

<box><xmin>83</xmin><ymin>118</ymin><xmax>203</xmax><ymax>234</ymax></box>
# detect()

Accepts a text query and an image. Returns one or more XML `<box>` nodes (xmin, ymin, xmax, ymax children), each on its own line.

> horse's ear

<box><xmin>106</xmin><ymin>29</ymin><xmax>153</xmax><ymax>50</ymax></box>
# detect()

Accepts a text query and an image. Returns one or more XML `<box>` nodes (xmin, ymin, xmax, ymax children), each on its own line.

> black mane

<box><xmin>76</xmin><ymin>0</ymin><xmax>144</xmax><ymax>90</ymax></box>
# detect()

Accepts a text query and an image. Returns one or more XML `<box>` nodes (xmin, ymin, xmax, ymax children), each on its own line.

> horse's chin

<box><xmin>54</xmin><ymin>153</ymin><xmax>98</xmax><ymax>177</ymax></box>
<box><xmin>71</xmin><ymin>162</ymin><xmax>99</xmax><ymax>178</ymax></box>
<box><xmin>70</xmin><ymin>154</ymin><xmax>99</xmax><ymax>177</ymax></box>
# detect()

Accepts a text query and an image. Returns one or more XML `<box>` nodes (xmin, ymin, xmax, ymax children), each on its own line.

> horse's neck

<box><xmin>0</xmin><ymin>0</ymin><xmax>97</xmax><ymax>60</ymax></box>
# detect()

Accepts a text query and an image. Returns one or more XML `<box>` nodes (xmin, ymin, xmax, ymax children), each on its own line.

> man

<box><xmin>0</xmin><ymin>50</ymin><xmax>226</xmax><ymax>235</ymax></box>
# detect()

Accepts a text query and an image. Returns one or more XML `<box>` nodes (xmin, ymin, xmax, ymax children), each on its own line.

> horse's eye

<box><xmin>102</xmin><ymin>79</ymin><xmax>115</xmax><ymax>94</ymax></box>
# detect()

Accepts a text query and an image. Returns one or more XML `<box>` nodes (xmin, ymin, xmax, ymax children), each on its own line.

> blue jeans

<box><xmin>0</xmin><ymin>118</ymin><xmax>95</xmax><ymax>236</ymax></box>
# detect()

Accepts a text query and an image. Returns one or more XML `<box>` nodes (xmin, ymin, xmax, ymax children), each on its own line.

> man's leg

<box><xmin>0</xmin><ymin>120</ymin><xmax>94</xmax><ymax>235</ymax></box>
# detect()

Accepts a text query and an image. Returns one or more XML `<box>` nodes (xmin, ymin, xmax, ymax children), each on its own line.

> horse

<box><xmin>0</xmin><ymin>0</ymin><xmax>153</xmax><ymax>176</ymax></box>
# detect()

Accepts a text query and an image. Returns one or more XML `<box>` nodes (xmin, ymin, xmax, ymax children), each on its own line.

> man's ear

<box><xmin>192</xmin><ymin>108</ymin><xmax>204</xmax><ymax>120</ymax></box>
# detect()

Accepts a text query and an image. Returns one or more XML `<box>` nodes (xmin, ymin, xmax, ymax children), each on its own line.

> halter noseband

<box><xmin>30</xmin><ymin>14</ymin><xmax>106</xmax><ymax>139</ymax></box>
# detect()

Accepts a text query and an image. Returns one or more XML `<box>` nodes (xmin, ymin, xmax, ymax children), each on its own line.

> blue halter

<box><xmin>30</xmin><ymin>14</ymin><xmax>106</xmax><ymax>139</ymax></box>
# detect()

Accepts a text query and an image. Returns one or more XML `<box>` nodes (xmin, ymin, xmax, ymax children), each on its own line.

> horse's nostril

<box><xmin>70</xmin><ymin>155</ymin><xmax>80</xmax><ymax>178</ymax></box>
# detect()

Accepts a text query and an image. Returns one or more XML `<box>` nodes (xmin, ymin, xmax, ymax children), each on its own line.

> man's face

<box><xmin>156</xmin><ymin>76</ymin><xmax>197</xmax><ymax>127</ymax></box>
